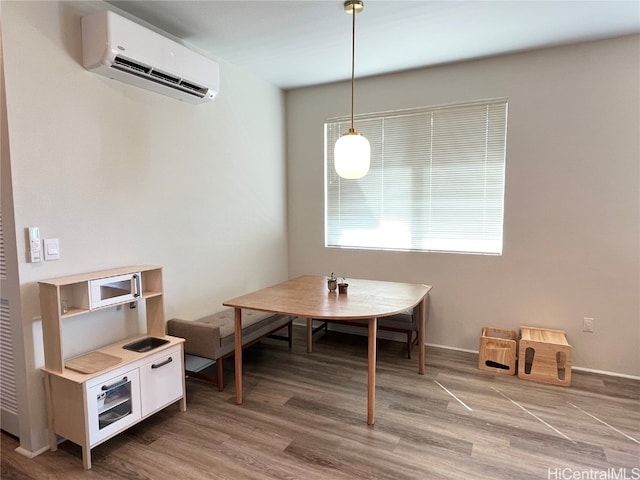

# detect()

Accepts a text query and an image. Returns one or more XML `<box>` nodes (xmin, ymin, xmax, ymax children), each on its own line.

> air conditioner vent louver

<box><xmin>82</xmin><ymin>10</ymin><xmax>219</xmax><ymax>104</ymax></box>
<box><xmin>149</xmin><ymin>69</ymin><xmax>181</xmax><ymax>85</ymax></box>
<box><xmin>113</xmin><ymin>56</ymin><xmax>150</xmax><ymax>75</ymax></box>
<box><xmin>110</xmin><ymin>58</ymin><xmax>208</xmax><ymax>99</ymax></box>
<box><xmin>180</xmin><ymin>80</ymin><xmax>206</xmax><ymax>95</ymax></box>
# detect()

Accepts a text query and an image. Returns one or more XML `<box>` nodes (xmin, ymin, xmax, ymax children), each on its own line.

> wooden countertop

<box><xmin>42</xmin><ymin>334</ymin><xmax>183</xmax><ymax>383</ymax></box>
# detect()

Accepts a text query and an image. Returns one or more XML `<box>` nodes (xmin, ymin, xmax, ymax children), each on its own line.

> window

<box><xmin>325</xmin><ymin>99</ymin><xmax>508</xmax><ymax>255</ymax></box>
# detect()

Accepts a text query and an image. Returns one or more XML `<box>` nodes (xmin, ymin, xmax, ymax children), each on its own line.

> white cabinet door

<box><xmin>139</xmin><ymin>345</ymin><xmax>183</xmax><ymax>417</ymax></box>
<box><xmin>86</xmin><ymin>368</ymin><xmax>141</xmax><ymax>446</ymax></box>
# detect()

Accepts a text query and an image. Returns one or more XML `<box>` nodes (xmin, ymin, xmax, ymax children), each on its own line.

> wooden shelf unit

<box><xmin>38</xmin><ymin>265</ymin><xmax>186</xmax><ymax>469</ymax></box>
<box><xmin>518</xmin><ymin>326</ymin><xmax>573</xmax><ymax>386</ymax></box>
<box><xmin>39</xmin><ymin>265</ymin><xmax>165</xmax><ymax>373</ymax></box>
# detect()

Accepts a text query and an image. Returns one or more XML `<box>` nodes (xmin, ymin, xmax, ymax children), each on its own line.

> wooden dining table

<box><xmin>223</xmin><ymin>275</ymin><xmax>432</xmax><ymax>425</ymax></box>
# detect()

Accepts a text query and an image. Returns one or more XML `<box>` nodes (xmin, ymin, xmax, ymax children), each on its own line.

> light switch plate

<box><xmin>44</xmin><ymin>238</ymin><xmax>60</xmax><ymax>260</ymax></box>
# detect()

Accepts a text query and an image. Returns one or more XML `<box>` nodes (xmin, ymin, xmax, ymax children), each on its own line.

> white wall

<box><xmin>3</xmin><ymin>0</ymin><xmax>638</xmax><ymax>458</ymax></box>
<box><xmin>3</xmin><ymin>0</ymin><xmax>288</xmax><ymax>454</ymax></box>
<box><xmin>286</xmin><ymin>36</ymin><xmax>640</xmax><ymax>377</ymax></box>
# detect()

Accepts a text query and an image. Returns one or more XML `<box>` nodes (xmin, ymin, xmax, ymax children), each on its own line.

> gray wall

<box><xmin>3</xmin><ymin>0</ymin><xmax>288</xmax><ymax>454</ymax></box>
<box><xmin>286</xmin><ymin>35</ymin><xmax>640</xmax><ymax>378</ymax></box>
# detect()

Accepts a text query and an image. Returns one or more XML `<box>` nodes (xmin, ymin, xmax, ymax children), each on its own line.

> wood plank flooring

<box><xmin>2</xmin><ymin>325</ymin><xmax>639</xmax><ymax>479</ymax></box>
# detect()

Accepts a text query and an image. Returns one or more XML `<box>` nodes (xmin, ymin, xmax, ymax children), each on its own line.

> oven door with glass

<box><xmin>86</xmin><ymin>368</ymin><xmax>141</xmax><ymax>446</ymax></box>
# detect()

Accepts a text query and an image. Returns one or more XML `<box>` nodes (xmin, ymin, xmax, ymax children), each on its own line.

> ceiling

<box><xmin>107</xmin><ymin>1</ymin><xmax>640</xmax><ymax>90</ymax></box>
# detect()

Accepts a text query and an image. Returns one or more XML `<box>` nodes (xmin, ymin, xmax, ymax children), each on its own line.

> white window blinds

<box><xmin>325</xmin><ymin>99</ymin><xmax>508</xmax><ymax>255</ymax></box>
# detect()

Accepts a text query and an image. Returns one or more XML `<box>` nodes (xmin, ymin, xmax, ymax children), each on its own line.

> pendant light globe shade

<box><xmin>334</xmin><ymin>132</ymin><xmax>370</xmax><ymax>179</ymax></box>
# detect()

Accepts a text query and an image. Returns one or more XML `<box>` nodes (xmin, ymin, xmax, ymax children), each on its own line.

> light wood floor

<box><xmin>2</xmin><ymin>325</ymin><xmax>639</xmax><ymax>479</ymax></box>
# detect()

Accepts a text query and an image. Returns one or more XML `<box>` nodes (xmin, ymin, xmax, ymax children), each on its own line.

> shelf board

<box><xmin>142</xmin><ymin>291</ymin><xmax>162</xmax><ymax>299</ymax></box>
<box><xmin>61</xmin><ymin>307</ymin><xmax>90</xmax><ymax>319</ymax></box>
<box><xmin>185</xmin><ymin>354</ymin><xmax>216</xmax><ymax>373</ymax></box>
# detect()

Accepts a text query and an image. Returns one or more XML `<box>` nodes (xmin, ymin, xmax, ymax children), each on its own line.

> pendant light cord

<box><xmin>350</xmin><ymin>2</ymin><xmax>356</xmax><ymax>132</ymax></box>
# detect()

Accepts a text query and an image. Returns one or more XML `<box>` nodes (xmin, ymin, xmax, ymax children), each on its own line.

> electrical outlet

<box><xmin>583</xmin><ymin>317</ymin><xmax>594</xmax><ymax>333</ymax></box>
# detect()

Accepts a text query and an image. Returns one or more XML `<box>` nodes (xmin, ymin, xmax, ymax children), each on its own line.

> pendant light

<box><xmin>334</xmin><ymin>0</ymin><xmax>370</xmax><ymax>179</ymax></box>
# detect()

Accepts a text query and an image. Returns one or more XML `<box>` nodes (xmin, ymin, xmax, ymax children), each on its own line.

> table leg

<box><xmin>82</xmin><ymin>446</ymin><xmax>91</xmax><ymax>470</ymax></box>
<box><xmin>367</xmin><ymin>317</ymin><xmax>377</xmax><ymax>425</ymax></box>
<box><xmin>234</xmin><ymin>307</ymin><xmax>243</xmax><ymax>404</ymax></box>
<box><xmin>418</xmin><ymin>296</ymin><xmax>426</xmax><ymax>375</ymax></box>
<box><xmin>306</xmin><ymin>318</ymin><xmax>313</xmax><ymax>353</ymax></box>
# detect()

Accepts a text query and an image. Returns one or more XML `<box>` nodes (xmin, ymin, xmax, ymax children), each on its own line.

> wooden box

<box><xmin>518</xmin><ymin>326</ymin><xmax>572</xmax><ymax>386</ymax></box>
<box><xmin>478</xmin><ymin>327</ymin><xmax>517</xmax><ymax>375</ymax></box>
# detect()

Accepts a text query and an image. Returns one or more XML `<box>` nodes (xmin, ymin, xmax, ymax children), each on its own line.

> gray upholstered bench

<box><xmin>167</xmin><ymin>309</ymin><xmax>293</xmax><ymax>391</ymax></box>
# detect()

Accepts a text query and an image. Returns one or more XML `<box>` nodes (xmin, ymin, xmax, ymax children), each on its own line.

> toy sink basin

<box><xmin>122</xmin><ymin>337</ymin><xmax>169</xmax><ymax>353</ymax></box>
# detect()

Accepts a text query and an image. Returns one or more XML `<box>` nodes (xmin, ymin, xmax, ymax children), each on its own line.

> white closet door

<box><xmin>0</xmin><ymin>33</ymin><xmax>22</xmax><ymax>436</ymax></box>
<box><xmin>0</xmin><ymin>210</ymin><xmax>19</xmax><ymax>436</ymax></box>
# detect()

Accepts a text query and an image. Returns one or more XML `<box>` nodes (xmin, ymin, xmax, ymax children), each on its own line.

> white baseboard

<box><xmin>425</xmin><ymin>343</ymin><xmax>640</xmax><ymax>380</ymax></box>
<box><xmin>296</xmin><ymin>319</ymin><xmax>640</xmax><ymax>381</ymax></box>
<box><xmin>425</xmin><ymin>342</ymin><xmax>478</xmax><ymax>354</ymax></box>
<box><xmin>570</xmin><ymin>366</ymin><xmax>640</xmax><ymax>381</ymax></box>
<box><xmin>15</xmin><ymin>444</ymin><xmax>50</xmax><ymax>459</ymax></box>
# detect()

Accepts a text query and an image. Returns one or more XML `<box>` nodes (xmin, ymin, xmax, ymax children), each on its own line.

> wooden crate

<box><xmin>478</xmin><ymin>327</ymin><xmax>517</xmax><ymax>375</ymax></box>
<box><xmin>518</xmin><ymin>326</ymin><xmax>572</xmax><ymax>386</ymax></box>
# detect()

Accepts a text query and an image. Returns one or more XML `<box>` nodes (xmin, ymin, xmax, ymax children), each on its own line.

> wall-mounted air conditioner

<box><xmin>81</xmin><ymin>10</ymin><xmax>219</xmax><ymax>104</ymax></box>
